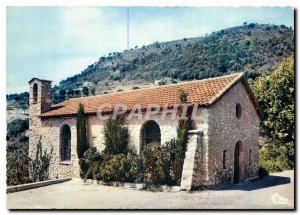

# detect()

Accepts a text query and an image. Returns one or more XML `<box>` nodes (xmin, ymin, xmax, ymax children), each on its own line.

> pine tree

<box><xmin>76</xmin><ymin>103</ymin><xmax>88</xmax><ymax>159</ymax></box>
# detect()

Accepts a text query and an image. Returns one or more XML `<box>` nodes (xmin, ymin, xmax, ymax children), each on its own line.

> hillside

<box><xmin>7</xmin><ymin>23</ymin><xmax>294</xmax><ymax>104</ymax></box>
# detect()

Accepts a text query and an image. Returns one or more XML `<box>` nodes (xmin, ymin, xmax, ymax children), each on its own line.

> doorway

<box><xmin>234</xmin><ymin>141</ymin><xmax>242</xmax><ymax>184</ymax></box>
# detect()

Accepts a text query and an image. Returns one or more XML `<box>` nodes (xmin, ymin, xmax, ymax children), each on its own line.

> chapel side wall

<box><xmin>87</xmin><ymin>116</ymin><xmax>106</xmax><ymax>152</ymax></box>
<box><xmin>38</xmin><ymin>112</ymin><xmax>178</xmax><ymax>180</ymax></box>
<box><xmin>206</xmin><ymin>81</ymin><xmax>260</xmax><ymax>186</ymax></box>
<box><xmin>88</xmin><ymin>112</ymin><xmax>178</xmax><ymax>155</ymax></box>
<box><xmin>39</xmin><ymin>117</ymin><xmax>79</xmax><ymax>179</ymax></box>
<box><xmin>128</xmin><ymin>113</ymin><xmax>178</xmax><ymax>153</ymax></box>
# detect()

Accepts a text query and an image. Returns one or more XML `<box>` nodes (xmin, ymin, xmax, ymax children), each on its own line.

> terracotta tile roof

<box><xmin>40</xmin><ymin>73</ymin><xmax>258</xmax><ymax>118</ymax></box>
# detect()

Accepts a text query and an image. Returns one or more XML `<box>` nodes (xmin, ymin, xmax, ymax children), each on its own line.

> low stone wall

<box><xmin>7</xmin><ymin>178</ymin><xmax>72</xmax><ymax>193</ymax></box>
<box><xmin>77</xmin><ymin>178</ymin><xmax>181</xmax><ymax>192</ymax></box>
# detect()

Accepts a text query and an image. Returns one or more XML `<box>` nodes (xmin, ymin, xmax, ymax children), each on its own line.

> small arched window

<box><xmin>236</xmin><ymin>103</ymin><xmax>242</xmax><ymax>119</ymax></box>
<box><xmin>249</xmin><ymin>150</ymin><xmax>252</xmax><ymax>166</ymax></box>
<box><xmin>140</xmin><ymin>120</ymin><xmax>161</xmax><ymax>151</ymax></box>
<box><xmin>60</xmin><ymin>125</ymin><xmax>71</xmax><ymax>161</ymax></box>
<box><xmin>33</xmin><ymin>83</ymin><xmax>38</xmax><ymax>103</ymax></box>
<box><xmin>223</xmin><ymin>150</ymin><xmax>227</xmax><ymax>169</ymax></box>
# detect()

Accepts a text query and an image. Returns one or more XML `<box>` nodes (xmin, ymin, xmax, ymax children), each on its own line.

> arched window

<box><xmin>140</xmin><ymin>120</ymin><xmax>161</xmax><ymax>150</ymax></box>
<box><xmin>222</xmin><ymin>150</ymin><xmax>227</xmax><ymax>169</ymax></box>
<box><xmin>33</xmin><ymin>83</ymin><xmax>38</xmax><ymax>103</ymax></box>
<box><xmin>249</xmin><ymin>150</ymin><xmax>252</xmax><ymax>166</ymax></box>
<box><xmin>60</xmin><ymin>125</ymin><xmax>71</xmax><ymax>161</ymax></box>
<box><xmin>236</xmin><ymin>103</ymin><xmax>242</xmax><ymax>119</ymax></box>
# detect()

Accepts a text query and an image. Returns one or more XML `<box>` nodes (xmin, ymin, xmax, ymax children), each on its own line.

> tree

<box><xmin>59</xmin><ymin>89</ymin><xmax>66</xmax><ymax>96</ymax></box>
<box><xmin>14</xmin><ymin>95</ymin><xmax>20</xmax><ymax>102</ymax></box>
<box><xmin>74</xmin><ymin>89</ymin><xmax>80</xmax><ymax>97</ymax></box>
<box><xmin>104</xmin><ymin>116</ymin><xmax>129</xmax><ymax>154</ymax></box>
<box><xmin>82</xmin><ymin>87</ymin><xmax>89</xmax><ymax>96</ymax></box>
<box><xmin>19</xmin><ymin>102</ymin><xmax>28</xmax><ymax>114</ymax></box>
<box><xmin>91</xmin><ymin>88</ymin><xmax>96</xmax><ymax>95</ymax></box>
<box><xmin>67</xmin><ymin>89</ymin><xmax>74</xmax><ymax>96</ymax></box>
<box><xmin>7</xmin><ymin>143</ymin><xmax>32</xmax><ymax>186</ymax></box>
<box><xmin>7</xmin><ymin>118</ymin><xmax>29</xmax><ymax>138</ymax></box>
<box><xmin>76</xmin><ymin>103</ymin><xmax>88</xmax><ymax>159</ymax></box>
<box><xmin>251</xmin><ymin>56</ymin><xmax>294</xmax><ymax>170</ymax></box>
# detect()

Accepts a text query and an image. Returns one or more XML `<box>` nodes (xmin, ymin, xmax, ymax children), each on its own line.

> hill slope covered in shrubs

<box><xmin>58</xmin><ymin>23</ymin><xmax>294</xmax><ymax>91</ymax></box>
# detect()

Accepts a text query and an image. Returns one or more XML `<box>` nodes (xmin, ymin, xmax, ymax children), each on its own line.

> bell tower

<box><xmin>28</xmin><ymin>78</ymin><xmax>52</xmax><ymax>115</ymax></box>
<box><xmin>28</xmin><ymin>78</ymin><xmax>52</xmax><ymax>160</ymax></box>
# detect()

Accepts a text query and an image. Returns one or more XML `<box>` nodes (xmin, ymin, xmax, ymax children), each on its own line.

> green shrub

<box><xmin>128</xmin><ymin>154</ymin><xmax>144</xmax><ymax>183</ymax></box>
<box><xmin>95</xmin><ymin>152</ymin><xmax>142</xmax><ymax>183</ymax></box>
<box><xmin>77</xmin><ymin>140</ymin><xmax>181</xmax><ymax>187</ymax></box>
<box><xmin>161</xmin><ymin>139</ymin><xmax>177</xmax><ymax>185</ymax></box>
<box><xmin>97</xmin><ymin>154</ymin><xmax>123</xmax><ymax>182</ymax></box>
<box><xmin>258</xmin><ymin>166</ymin><xmax>269</xmax><ymax>179</ymax></box>
<box><xmin>6</xmin><ymin>142</ymin><xmax>32</xmax><ymax>186</ymax></box>
<box><xmin>142</xmin><ymin>141</ymin><xmax>178</xmax><ymax>187</ymax></box>
<box><xmin>79</xmin><ymin>147</ymin><xmax>102</xmax><ymax>179</ymax></box>
<box><xmin>7</xmin><ymin>118</ymin><xmax>29</xmax><ymax>138</ymax></box>
<box><xmin>19</xmin><ymin>134</ymin><xmax>29</xmax><ymax>142</ymax></box>
<box><xmin>104</xmin><ymin>116</ymin><xmax>129</xmax><ymax>154</ymax></box>
<box><xmin>29</xmin><ymin>136</ymin><xmax>53</xmax><ymax>182</ymax></box>
<box><xmin>259</xmin><ymin>143</ymin><xmax>292</xmax><ymax>172</ymax></box>
<box><xmin>142</xmin><ymin>143</ymin><xmax>165</xmax><ymax>186</ymax></box>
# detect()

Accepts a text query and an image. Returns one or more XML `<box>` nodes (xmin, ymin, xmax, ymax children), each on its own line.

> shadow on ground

<box><xmin>222</xmin><ymin>175</ymin><xmax>291</xmax><ymax>191</ymax></box>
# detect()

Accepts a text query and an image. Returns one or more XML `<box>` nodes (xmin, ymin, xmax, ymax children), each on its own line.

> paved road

<box><xmin>7</xmin><ymin>170</ymin><xmax>294</xmax><ymax>209</ymax></box>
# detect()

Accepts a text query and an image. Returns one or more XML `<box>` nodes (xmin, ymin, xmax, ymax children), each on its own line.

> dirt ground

<box><xmin>7</xmin><ymin>170</ymin><xmax>294</xmax><ymax>209</ymax></box>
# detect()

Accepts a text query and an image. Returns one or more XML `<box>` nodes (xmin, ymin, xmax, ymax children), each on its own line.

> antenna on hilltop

<box><xmin>127</xmin><ymin>7</ymin><xmax>130</xmax><ymax>50</ymax></box>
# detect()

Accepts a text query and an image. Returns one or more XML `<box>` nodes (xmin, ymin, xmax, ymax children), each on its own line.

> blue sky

<box><xmin>7</xmin><ymin>6</ymin><xmax>294</xmax><ymax>94</ymax></box>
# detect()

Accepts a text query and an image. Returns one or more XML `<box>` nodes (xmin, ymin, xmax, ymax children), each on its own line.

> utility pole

<box><xmin>127</xmin><ymin>7</ymin><xmax>130</xmax><ymax>50</ymax></box>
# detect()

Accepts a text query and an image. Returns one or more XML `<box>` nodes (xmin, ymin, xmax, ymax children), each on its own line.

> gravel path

<box><xmin>7</xmin><ymin>170</ymin><xmax>294</xmax><ymax>209</ymax></box>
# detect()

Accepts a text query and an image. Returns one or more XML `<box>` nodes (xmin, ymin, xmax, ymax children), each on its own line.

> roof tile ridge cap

<box><xmin>154</xmin><ymin>72</ymin><xmax>242</xmax><ymax>88</ymax></box>
<box><xmin>206</xmin><ymin>72</ymin><xmax>244</xmax><ymax>105</ymax></box>
<box><xmin>55</xmin><ymin>84</ymin><xmax>158</xmax><ymax>103</ymax></box>
<box><xmin>51</xmin><ymin>73</ymin><xmax>243</xmax><ymax>105</ymax></box>
<box><xmin>104</xmin><ymin>73</ymin><xmax>242</xmax><ymax>96</ymax></box>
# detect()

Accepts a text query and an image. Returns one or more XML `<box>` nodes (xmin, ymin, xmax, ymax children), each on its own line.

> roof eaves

<box><xmin>206</xmin><ymin>73</ymin><xmax>244</xmax><ymax>106</ymax></box>
<box><xmin>206</xmin><ymin>73</ymin><xmax>261</xmax><ymax>118</ymax></box>
<box><xmin>240</xmin><ymin>77</ymin><xmax>261</xmax><ymax>118</ymax></box>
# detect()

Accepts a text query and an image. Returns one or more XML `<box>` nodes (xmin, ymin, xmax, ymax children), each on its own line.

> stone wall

<box><xmin>180</xmin><ymin>81</ymin><xmax>259</xmax><ymax>190</ymax></box>
<box><xmin>29</xmin><ymin>79</ymin><xmax>52</xmax><ymax>174</ymax></box>
<box><xmin>181</xmin><ymin>130</ymin><xmax>205</xmax><ymax>190</ymax></box>
<box><xmin>40</xmin><ymin>117</ymin><xmax>79</xmax><ymax>178</ymax></box>
<box><xmin>205</xmin><ymin>81</ymin><xmax>260</xmax><ymax>187</ymax></box>
<box><xmin>88</xmin><ymin>112</ymin><xmax>178</xmax><ymax>155</ymax></box>
<box><xmin>180</xmin><ymin>107</ymin><xmax>210</xmax><ymax>190</ymax></box>
<box><xmin>34</xmin><ymin>111</ymin><xmax>179</xmax><ymax>179</ymax></box>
